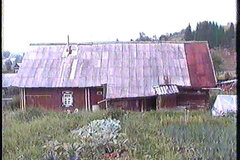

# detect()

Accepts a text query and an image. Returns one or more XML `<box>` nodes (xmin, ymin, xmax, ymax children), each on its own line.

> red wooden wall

<box><xmin>90</xmin><ymin>88</ymin><xmax>104</xmax><ymax>106</ymax></box>
<box><xmin>108</xmin><ymin>97</ymin><xmax>156</xmax><ymax>111</ymax></box>
<box><xmin>25</xmin><ymin>88</ymin><xmax>103</xmax><ymax>111</ymax></box>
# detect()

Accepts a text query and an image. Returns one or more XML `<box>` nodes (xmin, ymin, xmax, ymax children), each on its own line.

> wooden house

<box><xmin>11</xmin><ymin>41</ymin><xmax>216</xmax><ymax>111</ymax></box>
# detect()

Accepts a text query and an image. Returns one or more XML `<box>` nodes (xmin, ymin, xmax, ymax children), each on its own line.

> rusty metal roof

<box><xmin>13</xmin><ymin>41</ymin><xmax>216</xmax><ymax>98</ymax></box>
<box><xmin>184</xmin><ymin>43</ymin><xmax>217</xmax><ymax>88</ymax></box>
<box><xmin>2</xmin><ymin>73</ymin><xmax>17</xmax><ymax>88</ymax></box>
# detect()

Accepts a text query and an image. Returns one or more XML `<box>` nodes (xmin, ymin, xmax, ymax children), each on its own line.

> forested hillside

<box><xmin>134</xmin><ymin>21</ymin><xmax>236</xmax><ymax>79</ymax></box>
<box><xmin>184</xmin><ymin>21</ymin><xmax>235</xmax><ymax>48</ymax></box>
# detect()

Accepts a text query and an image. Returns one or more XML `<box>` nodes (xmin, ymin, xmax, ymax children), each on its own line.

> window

<box><xmin>97</xmin><ymin>91</ymin><xmax>103</xmax><ymax>95</ymax></box>
<box><xmin>62</xmin><ymin>91</ymin><xmax>73</xmax><ymax>107</ymax></box>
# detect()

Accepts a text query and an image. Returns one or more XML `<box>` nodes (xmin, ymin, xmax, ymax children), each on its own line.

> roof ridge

<box><xmin>29</xmin><ymin>41</ymin><xmax>208</xmax><ymax>46</ymax></box>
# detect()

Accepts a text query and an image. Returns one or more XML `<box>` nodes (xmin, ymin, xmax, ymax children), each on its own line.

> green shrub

<box><xmin>42</xmin><ymin>140</ymin><xmax>81</xmax><ymax>160</ymax></box>
<box><xmin>106</xmin><ymin>107</ymin><xmax>126</xmax><ymax>120</ymax></box>
<box><xmin>6</xmin><ymin>96</ymin><xmax>21</xmax><ymax>111</ymax></box>
<box><xmin>15</xmin><ymin>107</ymin><xmax>47</xmax><ymax>122</ymax></box>
<box><xmin>43</xmin><ymin>118</ymin><xmax>129</xmax><ymax>159</ymax></box>
<box><xmin>209</xmin><ymin>92</ymin><xmax>218</xmax><ymax>109</ymax></box>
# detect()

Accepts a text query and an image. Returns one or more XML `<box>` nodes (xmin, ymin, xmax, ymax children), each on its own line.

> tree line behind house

<box><xmin>134</xmin><ymin>21</ymin><xmax>235</xmax><ymax>50</ymax></box>
<box><xmin>133</xmin><ymin>21</ymin><xmax>236</xmax><ymax>78</ymax></box>
<box><xmin>184</xmin><ymin>21</ymin><xmax>235</xmax><ymax>48</ymax></box>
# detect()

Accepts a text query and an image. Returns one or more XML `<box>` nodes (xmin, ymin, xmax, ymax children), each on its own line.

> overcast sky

<box><xmin>2</xmin><ymin>0</ymin><xmax>236</xmax><ymax>52</ymax></box>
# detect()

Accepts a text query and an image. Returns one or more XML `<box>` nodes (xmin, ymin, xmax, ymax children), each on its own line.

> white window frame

<box><xmin>62</xmin><ymin>91</ymin><xmax>73</xmax><ymax>107</ymax></box>
<box><xmin>97</xmin><ymin>91</ymin><xmax>103</xmax><ymax>95</ymax></box>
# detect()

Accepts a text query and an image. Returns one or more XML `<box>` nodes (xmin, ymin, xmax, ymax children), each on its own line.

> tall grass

<box><xmin>2</xmin><ymin>108</ymin><xmax>236</xmax><ymax>159</ymax></box>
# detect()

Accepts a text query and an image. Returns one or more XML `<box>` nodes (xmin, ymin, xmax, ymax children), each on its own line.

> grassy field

<box><xmin>2</xmin><ymin>108</ymin><xmax>236</xmax><ymax>160</ymax></box>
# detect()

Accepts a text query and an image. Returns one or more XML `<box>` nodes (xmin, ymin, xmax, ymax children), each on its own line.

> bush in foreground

<box><xmin>43</xmin><ymin>119</ymin><xmax>129</xmax><ymax>159</ymax></box>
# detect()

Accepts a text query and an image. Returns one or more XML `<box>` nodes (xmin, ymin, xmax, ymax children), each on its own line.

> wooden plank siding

<box><xmin>156</xmin><ymin>88</ymin><xmax>209</xmax><ymax>110</ymax></box>
<box><xmin>176</xmin><ymin>90</ymin><xmax>209</xmax><ymax>109</ymax></box>
<box><xmin>107</xmin><ymin>97</ymin><xmax>156</xmax><ymax>111</ymax></box>
<box><xmin>24</xmin><ymin>88</ymin><xmax>103</xmax><ymax>111</ymax></box>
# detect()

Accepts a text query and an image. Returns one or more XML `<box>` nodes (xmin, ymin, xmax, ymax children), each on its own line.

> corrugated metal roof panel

<box><xmin>184</xmin><ymin>43</ymin><xmax>217</xmax><ymax>88</ymax></box>
<box><xmin>13</xmin><ymin>41</ymin><xmax>215</xmax><ymax>98</ymax></box>
<box><xmin>153</xmin><ymin>85</ymin><xmax>179</xmax><ymax>95</ymax></box>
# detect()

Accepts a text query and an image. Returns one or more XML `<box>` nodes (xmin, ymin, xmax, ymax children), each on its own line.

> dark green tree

<box><xmin>193</xmin><ymin>21</ymin><xmax>235</xmax><ymax>48</ymax></box>
<box><xmin>159</xmin><ymin>35</ymin><xmax>168</xmax><ymax>41</ymax></box>
<box><xmin>224</xmin><ymin>23</ymin><xmax>235</xmax><ymax>47</ymax></box>
<box><xmin>184</xmin><ymin>24</ymin><xmax>194</xmax><ymax>41</ymax></box>
<box><xmin>229</xmin><ymin>23</ymin><xmax>235</xmax><ymax>39</ymax></box>
<box><xmin>136</xmin><ymin>32</ymin><xmax>152</xmax><ymax>41</ymax></box>
<box><xmin>218</xmin><ymin>26</ymin><xmax>225</xmax><ymax>46</ymax></box>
